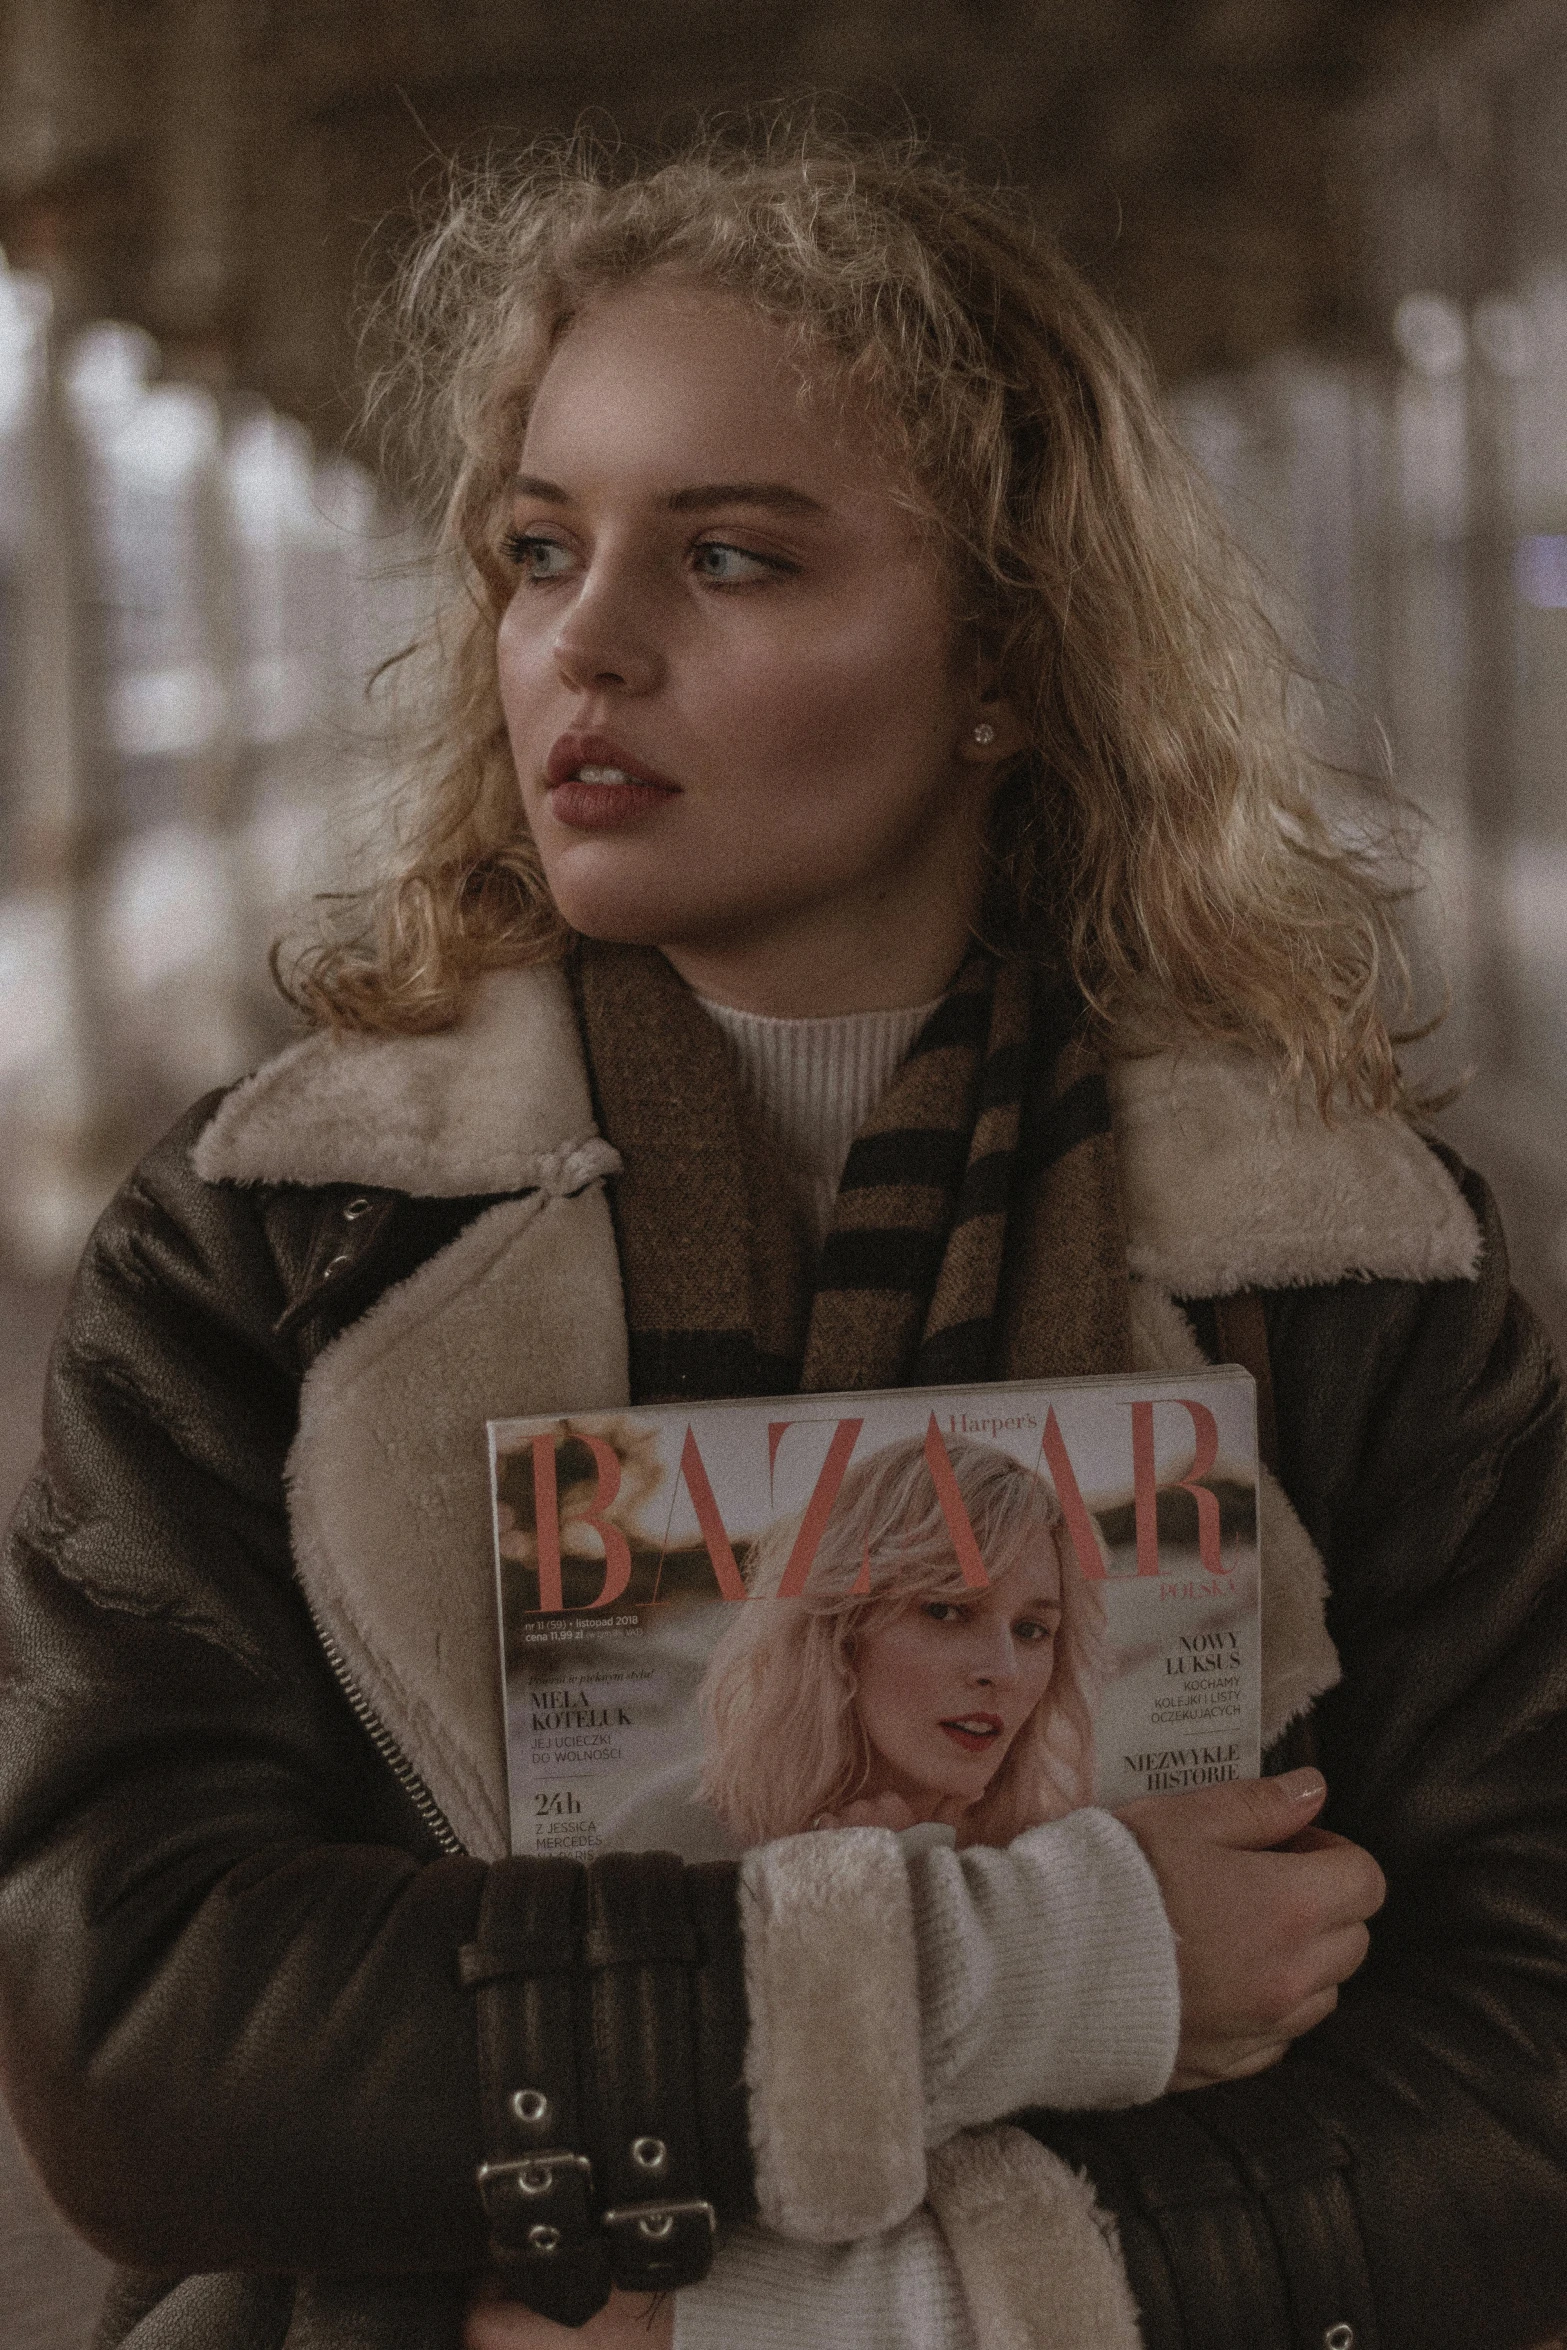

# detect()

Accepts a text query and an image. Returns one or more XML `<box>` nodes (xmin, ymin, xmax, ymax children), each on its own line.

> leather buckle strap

<box><xmin>462</xmin><ymin>1855</ymin><xmax>740</xmax><ymax>2313</ymax></box>
<box><xmin>465</xmin><ymin>1862</ymin><xmax>612</xmax><ymax>2325</ymax></box>
<box><xmin>683</xmin><ymin>1863</ymin><xmax>755</xmax><ymax>2226</ymax></box>
<box><xmin>601</xmin><ymin>2198</ymin><xmax>718</xmax><ymax>2290</ymax></box>
<box><xmin>584</xmin><ymin>1855</ymin><xmax>717</xmax><ymax>2292</ymax></box>
<box><xmin>478</xmin><ymin>2152</ymin><xmax>596</xmax><ymax>2257</ymax></box>
<box><xmin>458</xmin><ymin>1937</ymin><xmax>579</xmax><ymax>1989</ymax></box>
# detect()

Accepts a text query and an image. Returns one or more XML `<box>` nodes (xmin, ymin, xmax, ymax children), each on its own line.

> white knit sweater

<box><xmin>674</xmin><ymin>1000</ymin><xmax>1180</xmax><ymax>2350</ymax></box>
<box><xmin>698</xmin><ymin>992</ymin><xmax>939</xmax><ymax>1244</ymax></box>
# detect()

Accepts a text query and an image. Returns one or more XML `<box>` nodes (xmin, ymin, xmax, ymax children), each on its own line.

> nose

<box><xmin>551</xmin><ymin>558</ymin><xmax>663</xmax><ymax>698</ymax></box>
<box><xmin>966</xmin><ymin>1618</ymin><xmax>1021</xmax><ymax>1688</ymax></box>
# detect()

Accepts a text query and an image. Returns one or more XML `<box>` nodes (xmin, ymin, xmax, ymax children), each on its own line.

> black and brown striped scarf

<box><xmin>573</xmin><ymin>940</ymin><xmax>1132</xmax><ymax>1403</ymax></box>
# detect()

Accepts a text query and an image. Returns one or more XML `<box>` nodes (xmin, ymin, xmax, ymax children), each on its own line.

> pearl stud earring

<box><xmin>973</xmin><ymin>721</ymin><xmax>996</xmax><ymax>745</ymax></box>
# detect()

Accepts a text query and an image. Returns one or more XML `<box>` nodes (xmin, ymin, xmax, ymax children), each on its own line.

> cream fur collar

<box><xmin>196</xmin><ymin>964</ymin><xmax>1480</xmax><ymax>1295</ymax></box>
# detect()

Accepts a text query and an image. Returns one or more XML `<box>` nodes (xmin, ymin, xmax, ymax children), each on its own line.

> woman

<box><xmin>699</xmin><ymin>1434</ymin><xmax>1106</xmax><ymax>1849</ymax></box>
<box><xmin>0</xmin><ymin>131</ymin><xmax>1562</xmax><ymax>2350</ymax></box>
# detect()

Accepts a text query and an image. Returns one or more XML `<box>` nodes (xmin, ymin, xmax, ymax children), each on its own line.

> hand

<box><xmin>464</xmin><ymin>2286</ymin><xmax>674</xmax><ymax>2350</ymax></box>
<box><xmin>1116</xmin><ymin>1768</ymin><xmax>1386</xmax><ymax>2090</ymax></box>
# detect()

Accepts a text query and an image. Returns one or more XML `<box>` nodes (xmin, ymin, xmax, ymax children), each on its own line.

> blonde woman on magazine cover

<box><xmin>1</xmin><ymin>128</ymin><xmax>1563</xmax><ymax>2350</ymax></box>
<box><xmin>699</xmin><ymin>1434</ymin><xmax>1105</xmax><ymax>1849</ymax></box>
<box><xmin>602</xmin><ymin>1432</ymin><xmax>1103</xmax><ymax>1862</ymax></box>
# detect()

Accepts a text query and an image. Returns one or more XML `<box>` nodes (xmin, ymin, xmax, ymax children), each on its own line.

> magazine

<box><xmin>488</xmin><ymin>1371</ymin><xmax>1260</xmax><ymax>1863</ymax></box>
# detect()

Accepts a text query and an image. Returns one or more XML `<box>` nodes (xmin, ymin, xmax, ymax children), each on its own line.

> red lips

<box><xmin>542</xmin><ymin>731</ymin><xmax>681</xmax><ymax>832</ymax></box>
<box><xmin>938</xmin><ymin>1713</ymin><xmax>1004</xmax><ymax>1755</ymax></box>
<box><xmin>544</xmin><ymin>731</ymin><xmax>679</xmax><ymax>791</ymax></box>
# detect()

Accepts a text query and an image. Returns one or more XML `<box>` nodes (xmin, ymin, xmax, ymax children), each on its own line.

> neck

<box><xmin>655</xmin><ymin>883</ymin><xmax>981</xmax><ymax>1017</ymax></box>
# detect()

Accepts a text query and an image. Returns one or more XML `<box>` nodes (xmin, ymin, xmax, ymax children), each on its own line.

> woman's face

<box><xmin>852</xmin><ymin>1537</ymin><xmax>1064</xmax><ymax>1820</ymax></box>
<box><xmin>495</xmin><ymin>276</ymin><xmax>1017</xmax><ymax>1015</ymax></box>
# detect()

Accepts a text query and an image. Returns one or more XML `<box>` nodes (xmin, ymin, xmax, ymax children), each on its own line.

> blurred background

<box><xmin>1</xmin><ymin>0</ymin><xmax>1566</xmax><ymax>2338</ymax></box>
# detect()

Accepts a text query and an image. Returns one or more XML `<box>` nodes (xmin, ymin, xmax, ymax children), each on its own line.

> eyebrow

<box><xmin>667</xmin><ymin>482</ymin><xmax>826</xmax><ymax>518</ymax></box>
<box><xmin>512</xmin><ymin>474</ymin><xmax>826</xmax><ymax>519</ymax></box>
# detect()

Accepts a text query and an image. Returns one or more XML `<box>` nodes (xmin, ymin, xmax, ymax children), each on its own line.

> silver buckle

<box><xmin>478</xmin><ymin>2151</ymin><xmax>593</xmax><ymax>2208</ymax></box>
<box><xmin>601</xmin><ymin>2196</ymin><xmax>717</xmax><ymax>2244</ymax></box>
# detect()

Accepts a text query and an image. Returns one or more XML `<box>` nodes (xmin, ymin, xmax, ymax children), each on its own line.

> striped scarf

<box><xmin>573</xmin><ymin>941</ymin><xmax>1132</xmax><ymax>1403</ymax></box>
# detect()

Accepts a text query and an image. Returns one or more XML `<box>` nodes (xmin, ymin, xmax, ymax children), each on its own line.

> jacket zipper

<box><xmin>301</xmin><ymin>1590</ymin><xmax>468</xmax><ymax>1857</ymax></box>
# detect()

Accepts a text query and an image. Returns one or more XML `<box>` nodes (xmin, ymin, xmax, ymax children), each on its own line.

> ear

<box><xmin>956</xmin><ymin>660</ymin><xmax>1030</xmax><ymax>768</ymax></box>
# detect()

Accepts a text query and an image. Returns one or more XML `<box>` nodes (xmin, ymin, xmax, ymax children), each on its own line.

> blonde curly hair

<box><xmin>284</xmin><ymin>126</ymin><xmax>1417</xmax><ymax>1112</ymax></box>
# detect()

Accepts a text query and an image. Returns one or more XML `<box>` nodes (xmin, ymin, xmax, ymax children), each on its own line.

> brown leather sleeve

<box><xmin>0</xmin><ymin>1100</ymin><xmax>757</xmax><ymax>2285</ymax></box>
<box><xmin>1029</xmin><ymin>1161</ymin><xmax>1567</xmax><ymax>2350</ymax></box>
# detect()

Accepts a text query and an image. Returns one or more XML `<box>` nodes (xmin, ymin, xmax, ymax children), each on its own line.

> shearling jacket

<box><xmin>3</xmin><ymin>965</ymin><xmax>1566</xmax><ymax>2350</ymax></box>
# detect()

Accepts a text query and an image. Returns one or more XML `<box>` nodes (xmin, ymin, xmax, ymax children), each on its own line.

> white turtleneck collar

<box><xmin>696</xmin><ymin>994</ymin><xmax>943</xmax><ymax>1241</ymax></box>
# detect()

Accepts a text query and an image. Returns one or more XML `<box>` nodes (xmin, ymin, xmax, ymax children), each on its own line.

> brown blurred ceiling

<box><xmin>0</xmin><ymin>0</ymin><xmax>1496</xmax><ymax>445</ymax></box>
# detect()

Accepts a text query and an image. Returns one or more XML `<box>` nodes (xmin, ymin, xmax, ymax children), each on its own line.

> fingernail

<box><xmin>1279</xmin><ymin>1768</ymin><xmax>1326</xmax><ymax>1802</ymax></box>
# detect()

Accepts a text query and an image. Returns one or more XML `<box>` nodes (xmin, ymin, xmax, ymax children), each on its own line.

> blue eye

<box><xmin>503</xmin><ymin>532</ymin><xmax>575</xmax><ymax>580</ymax></box>
<box><xmin>1014</xmin><ymin>1618</ymin><xmax>1057</xmax><ymax>1644</ymax></box>
<box><xmin>923</xmin><ymin>1600</ymin><xmax>965</xmax><ymax>1624</ymax></box>
<box><xmin>690</xmin><ymin>541</ymin><xmax>786</xmax><ymax>584</ymax></box>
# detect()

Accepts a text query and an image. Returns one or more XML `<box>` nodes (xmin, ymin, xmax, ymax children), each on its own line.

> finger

<box><xmin>1204</xmin><ymin>1982</ymin><xmax>1344</xmax><ymax>2071</ymax></box>
<box><xmin>1267</xmin><ymin>1924</ymin><xmax>1369</xmax><ymax>2026</ymax></box>
<box><xmin>1312</xmin><ymin>1919</ymin><xmax>1373</xmax><ymax>1989</ymax></box>
<box><xmin>1169</xmin><ymin>2033</ymin><xmax>1293</xmax><ymax>2091</ymax></box>
<box><xmin>1288</xmin><ymin>1840</ymin><xmax>1387</xmax><ymax>1930</ymax></box>
<box><xmin>465</xmin><ymin>2304</ymin><xmax>572</xmax><ymax>2349</ymax></box>
<box><xmin>1271</xmin><ymin>1984</ymin><xmax>1341</xmax><ymax>2042</ymax></box>
<box><xmin>1120</xmin><ymin>1768</ymin><xmax>1327</xmax><ymax>1853</ymax></box>
<box><xmin>1279</xmin><ymin>1823</ymin><xmax>1341</xmax><ymax>1853</ymax></box>
<box><xmin>469</xmin><ymin>2292</ymin><xmax>672</xmax><ymax>2350</ymax></box>
<box><xmin>1212</xmin><ymin>2035</ymin><xmax>1294</xmax><ymax>2083</ymax></box>
<box><xmin>1281</xmin><ymin>1824</ymin><xmax>1387</xmax><ymax>1898</ymax></box>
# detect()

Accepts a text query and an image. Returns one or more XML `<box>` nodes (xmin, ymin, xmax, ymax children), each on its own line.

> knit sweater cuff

<box><xmin>912</xmin><ymin>1806</ymin><xmax>1180</xmax><ymax>2142</ymax></box>
<box><xmin>672</xmin><ymin>2211</ymin><xmax>977</xmax><ymax>2350</ymax></box>
<box><xmin>737</xmin><ymin>1812</ymin><xmax>1178</xmax><ymax>2249</ymax></box>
